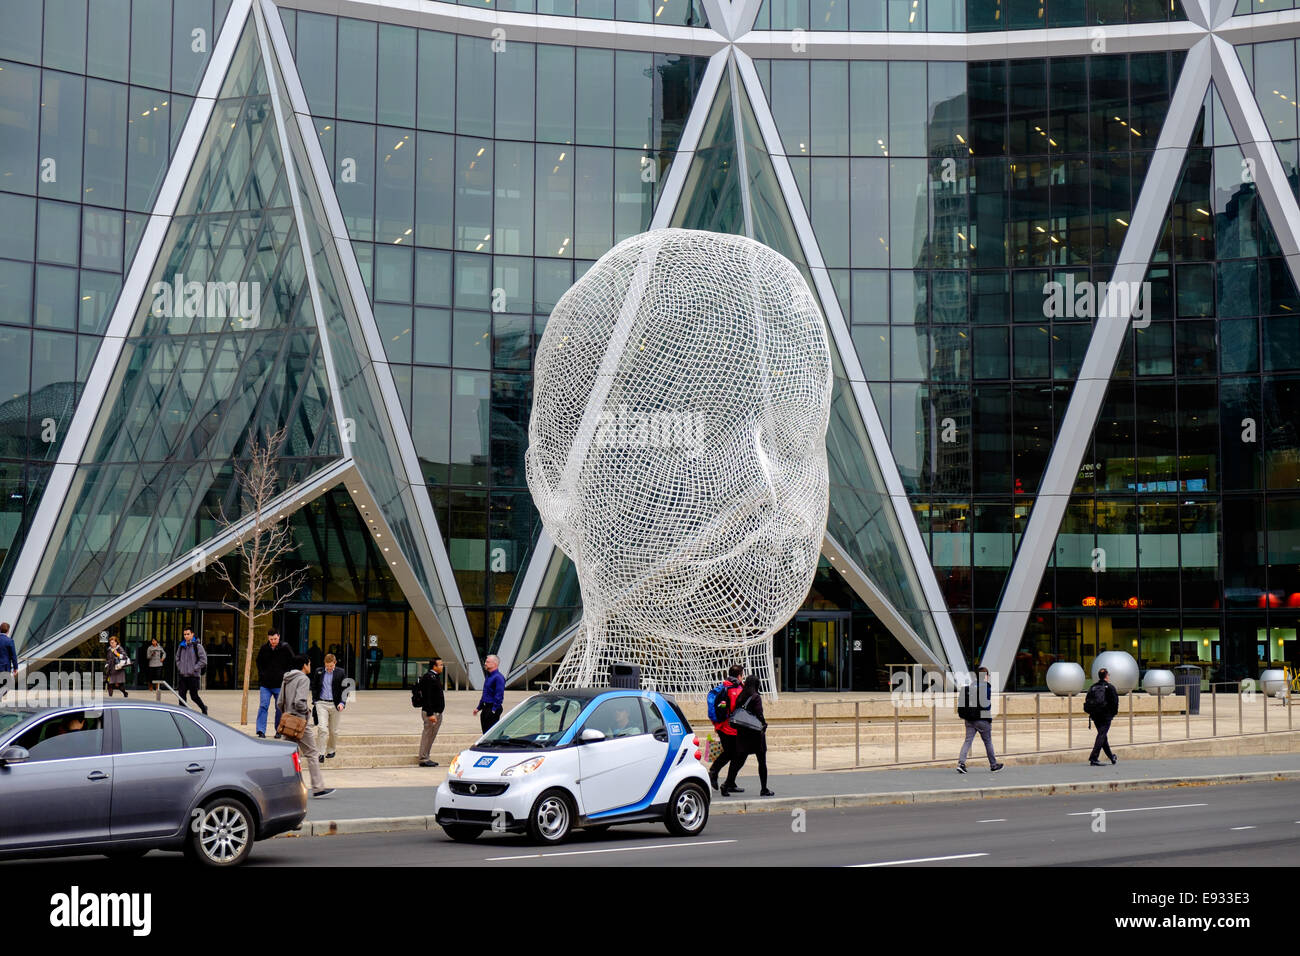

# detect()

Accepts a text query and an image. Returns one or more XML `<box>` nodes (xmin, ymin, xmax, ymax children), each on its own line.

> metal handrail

<box><xmin>809</xmin><ymin>678</ymin><xmax>1298</xmax><ymax>771</ymax></box>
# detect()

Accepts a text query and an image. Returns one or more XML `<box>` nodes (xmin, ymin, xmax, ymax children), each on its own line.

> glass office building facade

<box><xmin>1</xmin><ymin>0</ymin><xmax>1298</xmax><ymax>691</ymax></box>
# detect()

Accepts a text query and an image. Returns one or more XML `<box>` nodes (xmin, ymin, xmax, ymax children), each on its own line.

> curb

<box><xmin>717</xmin><ymin>769</ymin><xmax>1300</xmax><ymax>813</ymax></box>
<box><xmin>280</xmin><ymin>769</ymin><xmax>1300</xmax><ymax>838</ymax></box>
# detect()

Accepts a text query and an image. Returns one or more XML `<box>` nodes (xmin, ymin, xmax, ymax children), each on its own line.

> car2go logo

<box><xmin>474</xmin><ymin>755</ymin><xmax>498</xmax><ymax>768</ymax></box>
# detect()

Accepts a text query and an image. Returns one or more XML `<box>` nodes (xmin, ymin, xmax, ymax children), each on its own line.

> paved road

<box><xmin>302</xmin><ymin>753</ymin><xmax>1300</xmax><ymax>822</ymax></box>
<box><xmin>12</xmin><ymin>779</ymin><xmax>1298</xmax><ymax>868</ymax></box>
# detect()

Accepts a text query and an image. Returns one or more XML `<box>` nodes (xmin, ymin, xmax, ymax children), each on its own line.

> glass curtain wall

<box><xmin>283</xmin><ymin>9</ymin><xmax>710</xmax><ymax>657</ymax></box>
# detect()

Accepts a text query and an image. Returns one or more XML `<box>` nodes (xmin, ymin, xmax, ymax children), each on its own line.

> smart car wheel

<box><xmin>527</xmin><ymin>789</ymin><xmax>574</xmax><ymax>844</ymax></box>
<box><xmin>185</xmin><ymin>797</ymin><xmax>254</xmax><ymax>867</ymax></box>
<box><xmin>665</xmin><ymin>782</ymin><xmax>709</xmax><ymax>837</ymax></box>
<box><xmin>442</xmin><ymin>824</ymin><xmax>483</xmax><ymax>843</ymax></box>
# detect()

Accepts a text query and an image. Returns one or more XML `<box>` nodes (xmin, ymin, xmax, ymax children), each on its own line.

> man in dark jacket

<box><xmin>1086</xmin><ymin>667</ymin><xmax>1121</xmax><ymax>766</ymax></box>
<box><xmin>417</xmin><ymin>659</ymin><xmax>446</xmax><ymax>767</ymax></box>
<box><xmin>311</xmin><ymin>653</ymin><xmax>348</xmax><ymax>760</ymax></box>
<box><xmin>256</xmin><ymin>630</ymin><xmax>294</xmax><ymax>738</ymax></box>
<box><xmin>175</xmin><ymin>628</ymin><xmax>209</xmax><ymax>715</ymax></box>
<box><xmin>0</xmin><ymin>623</ymin><xmax>17</xmax><ymax>700</ymax></box>
<box><xmin>708</xmin><ymin>664</ymin><xmax>745</xmax><ymax>793</ymax></box>
<box><xmin>956</xmin><ymin>666</ymin><xmax>1003</xmax><ymax>774</ymax></box>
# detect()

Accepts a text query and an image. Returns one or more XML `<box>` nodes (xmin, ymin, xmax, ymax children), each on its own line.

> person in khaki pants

<box><xmin>311</xmin><ymin>653</ymin><xmax>348</xmax><ymax>760</ymax></box>
<box><xmin>417</xmin><ymin>659</ymin><xmax>446</xmax><ymax>767</ymax></box>
<box><xmin>280</xmin><ymin>654</ymin><xmax>334</xmax><ymax>797</ymax></box>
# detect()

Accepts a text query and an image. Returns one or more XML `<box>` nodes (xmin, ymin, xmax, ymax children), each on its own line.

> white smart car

<box><xmin>434</xmin><ymin>688</ymin><xmax>711</xmax><ymax>844</ymax></box>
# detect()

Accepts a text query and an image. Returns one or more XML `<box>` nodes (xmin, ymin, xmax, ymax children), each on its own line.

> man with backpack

<box><xmin>415</xmin><ymin>659</ymin><xmax>446</xmax><ymax>767</ymax></box>
<box><xmin>706</xmin><ymin>664</ymin><xmax>746</xmax><ymax>794</ymax></box>
<box><xmin>956</xmin><ymin>666</ymin><xmax>1003</xmax><ymax>774</ymax></box>
<box><xmin>1085</xmin><ymin>667</ymin><xmax>1120</xmax><ymax>765</ymax></box>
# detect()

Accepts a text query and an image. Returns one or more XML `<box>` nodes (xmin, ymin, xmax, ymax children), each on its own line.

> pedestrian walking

<box><xmin>416</xmin><ymin>658</ymin><xmax>446</xmax><ymax>767</ymax></box>
<box><xmin>105</xmin><ymin>636</ymin><xmax>130</xmax><ymax>697</ymax></box>
<box><xmin>311</xmin><ymin>653</ymin><xmax>348</xmax><ymax>761</ymax></box>
<box><xmin>174</xmin><ymin>627</ymin><xmax>209</xmax><ymax>714</ymax></box>
<box><xmin>255</xmin><ymin>630</ymin><xmax>294</xmax><ymax>738</ymax></box>
<box><xmin>473</xmin><ymin>655</ymin><xmax>505</xmax><ymax>733</ymax></box>
<box><xmin>722</xmin><ymin>676</ymin><xmax>774</xmax><ymax>796</ymax></box>
<box><xmin>146</xmin><ymin>638</ymin><xmax>166</xmax><ymax>690</ymax></box>
<box><xmin>956</xmin><ymin>666</ymin><xmax>1003</xmax><ymax>774</ymax></box>
<box><xmin>707</xmin><ymin>664</ymin><xmax>745</xmax><ymax>794</ymax></box>
<box><xmin>1085</xmin><ymin>667</ymin><xmax>1120</xmax><ymax>766</ymax></box>
<box><xmin>0</xmin><ymin>623</ymin><xmax>17</xmax><ymax>699</ymax></box>
<box><xmin>279</xmin><ymin>654</ymin><xmax>333</xmax><ymax>797</ymax></box>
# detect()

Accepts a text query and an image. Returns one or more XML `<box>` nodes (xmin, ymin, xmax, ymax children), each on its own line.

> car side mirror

<box><xmin>0</xmin><ymin>745</ymin><xmax>30</xmax><ymax>767</ymax></box>
<box><xmin>579</xmin><ymin>728</ymin><xmax>605</xmax><ymax>743</ymax></box>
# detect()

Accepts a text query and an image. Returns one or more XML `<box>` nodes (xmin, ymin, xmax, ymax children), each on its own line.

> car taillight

<box><xmin>292</xmin><ymin>751</ymin><xmax>302</xmax><ymax>774</ymax></box>
<box><xmin>692</xmin><ymin>736</ymin><xmax>699</xmax><ymax>746</ymax></box>
<box><xmin>694</xmin><ymin>750</ymin><xmax>702</xmax><ymax>760</ymax></box>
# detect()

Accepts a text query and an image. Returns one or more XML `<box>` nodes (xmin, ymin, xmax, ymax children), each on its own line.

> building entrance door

<box><xmin>284</xmin><ymin>610</ymin><xmax>361</xmax><ymax>679</ymax></box>
<box><xmin>783</xmin><ymin>613</ymin><xmax>852</xmax><ymax>691</ymax></box>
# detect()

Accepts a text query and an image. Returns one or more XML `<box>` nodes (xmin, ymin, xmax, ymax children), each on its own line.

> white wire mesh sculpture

<box><xmin>526</xmin><ymin>228</ymin><xmax>833</xmax><ymax>695</ymax></box>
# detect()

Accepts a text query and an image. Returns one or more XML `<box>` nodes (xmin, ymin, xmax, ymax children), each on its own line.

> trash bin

<box><xmin>1174</xmin><ymin>665</ymin><xmax>1201</xmax><ymax>715</ymax></box>
<box><xmin>608</xmin><ymin>662</ymin><xmax>641</xmax><ymax>689</ymax></box>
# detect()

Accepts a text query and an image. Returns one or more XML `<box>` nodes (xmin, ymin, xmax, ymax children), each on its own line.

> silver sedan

<box><xmin>0</xmin><ymin>700</ymin><xmax>307</xmax><ymax>866</ymax></box>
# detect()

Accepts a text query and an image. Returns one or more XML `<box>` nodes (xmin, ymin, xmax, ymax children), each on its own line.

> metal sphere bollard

<box><xmin>1046</xmin><ymin>661</ymin><xmax>1086</xmax><ymax>696</ymax></box>
<box><xmin>1259</xmin><ymin>669</ymin><xmax>1287</xmax><ymax>698</ymax></box>
<box><xmin>1142</xmin><ymin>668</ymin><xmax>1175</xmax><ymax>696</ymax></box>
<box><xmin>1091</xmin><ymin>651</ymin><xmax>1139</xmax><ymax>695</ymax></box>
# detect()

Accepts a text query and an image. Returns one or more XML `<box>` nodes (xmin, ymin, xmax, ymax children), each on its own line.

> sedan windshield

<box><xmin>478</xmin><ymin>695</ymin><xmax>587</xmax><ymax>748</ymax></box>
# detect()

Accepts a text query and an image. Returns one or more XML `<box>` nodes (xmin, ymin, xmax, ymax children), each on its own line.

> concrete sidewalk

<box><xmin>287</xmin><ymin>753</ymin><xmax>1300</xmax><ymax>837</ymax></box>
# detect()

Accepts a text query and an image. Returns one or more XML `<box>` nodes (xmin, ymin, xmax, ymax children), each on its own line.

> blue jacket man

<box><xmin>474</xmin><ymin>655</ymin><xmax>505</xmax><ymax>733</ymax></box>
<box><xmin>0</xmin><ymin>624</ymin><xmax>17</xmax><ymax>676</ymax></box>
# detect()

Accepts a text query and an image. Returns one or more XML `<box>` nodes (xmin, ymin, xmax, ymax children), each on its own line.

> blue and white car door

<box><xmin>576</xmin><ymin>696</ymin><xmax>669</xmax><ymax>814</ymax></box>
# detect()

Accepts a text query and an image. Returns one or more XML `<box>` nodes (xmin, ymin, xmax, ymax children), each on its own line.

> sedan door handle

<box><xmin>185</xmin><ymin>763</ymin><xmax>205</xmax><ymax>774</ymax></box>
<box><xmin>87</xmin><ymin>770</ymin><xmax>109</xmax><ymax>781</ymax></box>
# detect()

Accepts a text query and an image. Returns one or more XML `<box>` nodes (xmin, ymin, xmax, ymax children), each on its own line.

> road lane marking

<box><xmin>976</xmin><ymin>819</ymin><xmax>1007</xmax><ymax>823</ymax></box>
<box><xmin>1230</xmin><ymin>826</ymin><xmax>1256</xmax><ymax>831</ymax></box>
<box><xmin>1065</xmin><ymin>803</ymin><xmax>1207</xmax><ymax>816</ymax></box>
<box><xmin>484</xmin><ymin>839</ymin><xmax>736</xmax><ymax>861</ymax></box>
<box><xmin>849</xmin><ymin>853</ymin><xmax>988</xmax><ymax>868</ymax></box>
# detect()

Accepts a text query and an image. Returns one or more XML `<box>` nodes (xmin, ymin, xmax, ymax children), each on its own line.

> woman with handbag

<box><xmin>105</xmin><ymin>636</ymin><xmax>130</xmax><ymax>698</ymax></box>
<box><xmin>278</xmin><ymin>655</ymin><xmax>334</xmax><ymax>797</ymax></box>
<box><xmin>722</xmin><ymin>676</ymin><xmax>774</xmax><ymax>797</ymax></box>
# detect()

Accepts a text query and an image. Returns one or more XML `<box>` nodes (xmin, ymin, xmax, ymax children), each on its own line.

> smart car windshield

<box><xmin>478</xmin><ymin>695</ymin><xmax>586</xmax><ymax>748</ymax></box>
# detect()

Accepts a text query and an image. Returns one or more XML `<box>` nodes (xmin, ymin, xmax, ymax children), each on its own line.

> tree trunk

<box><xmin>240</xmin><ymin>600</ymin><xmax>257</xmax><ymax>725</ymax></box>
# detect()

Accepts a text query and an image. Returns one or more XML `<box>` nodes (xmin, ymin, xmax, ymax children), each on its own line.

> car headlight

<box><xmin>500</xmin><ymin>756</ymin><xmax>545</xmax><ymax>777</ymax></box>
<box><xmin>449</xmin><ymin>753</ymin><xmax>464</xmax><ymax>778</ymax></box>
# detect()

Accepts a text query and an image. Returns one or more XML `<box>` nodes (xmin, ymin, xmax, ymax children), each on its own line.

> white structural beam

<box><xmin>260</xmin><ymin>0</ymin><xmax>485</xmax><ymax>684</ymax></box>
<box><xmin>0</xmin><ymin>0</ymin><xmax>255</xmax><ymax>654</ymax></box>
<box><xmin>737</xmin><ymin>22</ymin><xmax>1205</xmax><ymax>59</ymax></box>
<box><xmin>17</xmin><ymin>460</ymin><xmax>352</xmax><ymax>668</ymax></box>
<box><xmin>1210</xmin><ymin>34</ymin><xmax>1300</xmax><ymax>274</ymax></box>
<box><xmin>274</xmin><ymin>0</ymin><xmax>724</xmax><ymax>53</ymax></box>
<box><xmin>733</xmin><ymin>48</ymin><xmax>968</xmax><ymax>676</ymax></box>
<box><xmin>980</xmin><ymin>38</ymin><xmax>1214</xmax><ymax>687</ymax></box>
<box><xmin>650</xmin><ymin>48</ymin><xmax>729</xmax><ymax>231</ymax></box>
<box><xmin>823</xmin><ymin>534</ymin><xmax>946</xmax><ymax>670</ymax></box>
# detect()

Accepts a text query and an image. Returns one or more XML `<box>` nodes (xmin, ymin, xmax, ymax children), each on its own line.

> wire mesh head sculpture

<box><xmin>527</xmin><ymin>229</ymin><xmax>832</xmax><ymax>694</ymax></box>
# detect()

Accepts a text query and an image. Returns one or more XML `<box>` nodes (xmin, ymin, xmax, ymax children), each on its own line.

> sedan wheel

<box><xmin>527</xmin><ymin>789</ymin><xmax>573</xmax><ymax>844</ymax></box>
<box><xmin>665</xmin><ymin>782</ymin><xmax>709</xmax><ymax>837</ymax></box>
<box><xmin>187</xmin><ymin>798</ymin><xmax>254</xmax><ymax>867</ymax></box>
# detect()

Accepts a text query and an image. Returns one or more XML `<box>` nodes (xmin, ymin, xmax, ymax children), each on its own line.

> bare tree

<box><xmin>210</xmin><ymin>426</ymin><xmax>309</xmax><ymax>725</ymax></box>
